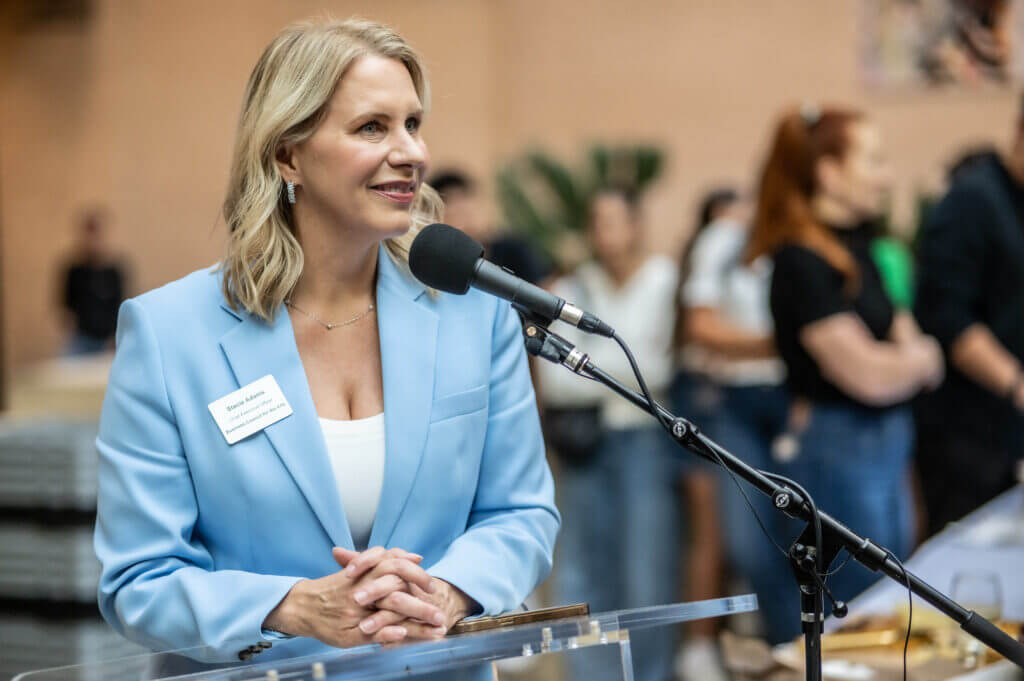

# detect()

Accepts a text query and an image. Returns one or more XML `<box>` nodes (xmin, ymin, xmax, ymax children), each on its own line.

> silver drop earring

<box><xmin>286</xmin><ymin>181</ymin><xmax>296</xmax><ymax>205</ymax></box>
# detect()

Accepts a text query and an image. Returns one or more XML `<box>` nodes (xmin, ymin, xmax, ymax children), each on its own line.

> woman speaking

<box><xmin>93</xmin><ymin>17</ymin><xmax>559</xmax><ymax>667</ymax></box>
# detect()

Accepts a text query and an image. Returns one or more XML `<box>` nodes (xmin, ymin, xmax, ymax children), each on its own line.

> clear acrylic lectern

<box><xmin>11</xmin><ymin>596</ymin><xmax>756</xmax><ymax>681</ymax></box>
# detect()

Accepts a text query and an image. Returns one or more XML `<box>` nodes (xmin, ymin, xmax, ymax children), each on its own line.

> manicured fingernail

<box><xmin>433</xmin><ymin>612</ymin><xmax>445</xmax><ymax>626</ymax></box>
<box><xmin>433</xmin><ymin>626</ymin><xmax>447</xmax><ymax>636</ymax></box>
<box><xmin>344</xmin><ymin>565</ymin><xmax>356</xmax><ymax>576</ymax></box>
<box><xmin>359</xmin><ymin>619</ymin><xmax>375</xmax><ymax>634</ymax></box>
<box><xmin>354</xmin><ymin>591</ymin><xmax>368</xmax><ymax>605</ymax></box>
<box><xmin>395</xmin><ymin>627</ymin><xmax>407</xmax><ymax>638</ymax></box>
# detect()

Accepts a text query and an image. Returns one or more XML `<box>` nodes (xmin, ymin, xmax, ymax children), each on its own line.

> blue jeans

<box><xmin>554</xmin><ymin>426</ymin><xmax>680</xmax><ymax>681</ymax></box>
<box><xmin>706</xmin><ymin>383</ymin><xmax>801</xmax><ymax>644</ymax></box>
<box><xmin>788</xmin><ymin>404</ymin><xmax>914</xmax><ymax>603</ymax></box>
<box><xmin>669</xmin><ymin>372</ymin><xmax>721</xmax><ymax>448</ymax></box>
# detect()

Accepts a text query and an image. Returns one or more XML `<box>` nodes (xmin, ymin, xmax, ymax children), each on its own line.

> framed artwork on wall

<box><xmin>861</xmin><ymin>0</ymin><xmax>1017</xmax><ymax>87</ymax></box>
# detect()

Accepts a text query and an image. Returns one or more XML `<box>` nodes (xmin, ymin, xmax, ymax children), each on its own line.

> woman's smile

<box><xmin>370</xmin><ymin>180</ymin><xmax>417</xmax><ymax>204</ymax></box>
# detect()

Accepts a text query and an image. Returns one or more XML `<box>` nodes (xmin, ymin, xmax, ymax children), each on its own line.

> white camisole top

<box><xmin>318</xmin><ymin>413</ymin><xmax>386</xmax><ymax>550</ymax></box>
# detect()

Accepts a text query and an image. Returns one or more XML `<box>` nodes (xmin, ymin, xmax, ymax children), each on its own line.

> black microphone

<box><xmin>408</xmin><ymin>223</ymin><xmax>615</xmax><ymax>337</ymax></box>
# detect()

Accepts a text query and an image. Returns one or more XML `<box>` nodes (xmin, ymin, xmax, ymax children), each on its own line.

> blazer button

<box><xmin>238</xmin><ymin>650</ymin><xmax>254</xmax><ymax>661</ymax></box>
<box><xmin>258</xmin><ymin>642</ymin><xmax>273</xmax><ymax>649</ymax></box>
<box><xmin>249</xmin><ymin>645</ymin><xmax>263</xmax><ymax>655</ymax></box>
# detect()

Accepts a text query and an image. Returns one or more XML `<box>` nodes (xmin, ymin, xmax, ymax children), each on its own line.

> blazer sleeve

<box><xmin>94</xmin><ymin>299</ymin><xmax>302</xmax><ymax>660</ymax></box>
<box><xmin>426</xmin><ymin>300</ymin><xmax>561</xmax><ymax>615</ymax></box>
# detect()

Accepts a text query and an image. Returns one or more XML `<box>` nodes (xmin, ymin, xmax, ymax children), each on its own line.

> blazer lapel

<box><xmin>367</xmin><ymin>248</ymin><xmax>438</xmax><ymax>548</ymax></box>
<box><xmin>218</xmin><ymin>301</ymin><xmax>354</xmax><ymax>550</ymax></box>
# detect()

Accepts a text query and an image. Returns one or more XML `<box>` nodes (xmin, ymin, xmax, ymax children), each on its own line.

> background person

<box><xmin>746</xmin><ymin>106</ymin><xmax>944</xmax><ymax>631</ymax></box>
<box><xmin>537</xmin><ymin>186</ymin><xmax>680</xmax><ymax>681</ymax></box>
<box><xmin>60</xmin><ymin>208</ymin><xmax>127</xmax><ymax>356</ymax></box>
<box><xmin>673</xmin><ymin>187</ymin><xmax>793</xmax><ymax>647</ymax></box>
<box><xmin>428</xmin><ymin>168</ymin><xmax>553</xmax><ymax>285</ymax></box>
<box><xmin>914</xmin><ymin>100</ymin><xmax>1024</xmax><ymax>536</ymax></box>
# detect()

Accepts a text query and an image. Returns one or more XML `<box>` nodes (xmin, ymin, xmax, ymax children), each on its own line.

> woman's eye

<box><xmin>360</xmin><ymin>121</ymin><xmax>382</xmax><ymax>136</ymax></box>
<box><xmin>405</xmin><ymin>117</ymin><xmax>420</xmax><ymax>133</ymax></box>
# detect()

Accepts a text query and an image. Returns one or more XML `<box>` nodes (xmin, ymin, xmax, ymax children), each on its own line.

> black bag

<box><xmin>542</xmin><ymin>404</ymin><xmax>602</xmax><ymax>468</ymax></box>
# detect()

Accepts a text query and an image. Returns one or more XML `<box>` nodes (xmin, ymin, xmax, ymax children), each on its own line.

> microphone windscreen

<box><xmin>409</xmin><ymin>223</ymin><xmax>484</xmax><ymax>294</ymax></box>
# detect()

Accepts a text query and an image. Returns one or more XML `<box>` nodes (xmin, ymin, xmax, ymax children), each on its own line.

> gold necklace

<box><xmin>284</xmin><ymin>298</ymin><xmax>375</xmax><ymax>330</ymax></box>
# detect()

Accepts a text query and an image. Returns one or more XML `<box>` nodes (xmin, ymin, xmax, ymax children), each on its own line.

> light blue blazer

<box><xmin>94</xmin><ymin>247</ymin><xmax>560</xmax><ymax>663</ymax></box>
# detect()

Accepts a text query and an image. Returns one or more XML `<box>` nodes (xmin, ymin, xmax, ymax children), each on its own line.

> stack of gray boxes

<box><xmin>0</xmin><ymin>420</ymin><xmax>148</xmax><ymax>680</ymax></box>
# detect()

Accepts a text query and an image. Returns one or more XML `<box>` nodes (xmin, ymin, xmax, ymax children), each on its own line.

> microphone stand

<box><xmin>519</xmin><ymin>314</ymin><xmax>1024</xmax><ymax>680</ymax></box>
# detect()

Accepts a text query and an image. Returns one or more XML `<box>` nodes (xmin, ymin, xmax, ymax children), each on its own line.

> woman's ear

<box><xmin>275</xmin><ymin>143</ymin><xmax>301</xmax><ymax>185</ymax></box>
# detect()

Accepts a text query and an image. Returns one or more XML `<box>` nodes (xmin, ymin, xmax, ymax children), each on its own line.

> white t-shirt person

<box><xmin>680</xmin><ymin>218</ymin><xmax>785</xmax><ymax>386</ymax></box>
<box><xmin>537</xmin><ymin>254</ymin><xmax>678</xmax><ymax>430</ymax></box>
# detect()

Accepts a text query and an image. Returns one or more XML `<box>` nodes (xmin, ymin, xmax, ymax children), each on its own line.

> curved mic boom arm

<box><xmin>519</xmin><ymin>315</ymin><xmax>1024</xmax><ymax>673</ymax></box>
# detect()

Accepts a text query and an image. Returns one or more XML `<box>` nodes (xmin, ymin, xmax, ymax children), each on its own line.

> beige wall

<box><xmin>0</xmin><ymin>0</ymin><xmax>1016</xmax><ymax>373</ymax></box>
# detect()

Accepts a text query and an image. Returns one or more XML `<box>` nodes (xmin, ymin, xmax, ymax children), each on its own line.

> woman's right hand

<box><xmin>908</xmin><ymin>335</ymin><xmax>945</xmax><ymax>390</ymax></box>
<box><xmin>262</xmin><ymin>547</ymin><xmax>444</xmax><ymax>647</ymax></box>
<box><xmin>891</xmin><ymin>314</ymin><xmax>944</xmax><ymax>390</ymax></box>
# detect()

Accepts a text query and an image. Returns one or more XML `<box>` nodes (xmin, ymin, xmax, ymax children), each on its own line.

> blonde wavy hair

<box><xmin>220</xmin><ymin>17</ymin><xmax>443</xmax><ymax>320</ymax></box>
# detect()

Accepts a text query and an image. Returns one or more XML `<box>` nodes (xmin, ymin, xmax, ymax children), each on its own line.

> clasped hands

<box><xmin>263</xmin><ymin>546</ymin><xmax>475</xmax><ymax>648</ymax></box>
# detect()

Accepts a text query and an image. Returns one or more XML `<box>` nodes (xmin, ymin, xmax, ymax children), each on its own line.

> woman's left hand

<box><xmin>333</xmin><ymin>547</ymin><xmax>476</xmax><ymax>639</ymax></box>
<box><xmin>356</xmin><ymin>578</ymin><xmax>475</xmax><ymax>639</ymax></box>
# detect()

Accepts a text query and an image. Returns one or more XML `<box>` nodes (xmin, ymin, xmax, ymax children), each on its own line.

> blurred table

<box><xmin>725</xmin><ymin>486</ymin><xmax>1024</xmax><ymax>681</ymax></box>
<box><xmin>6</xmin><ymin>352</ymin><xmax>112</xmax><ymax>418</ymax></box>
<box><xmin>839</xmin><ymin>484</ymin><xmax>1024</xmax><ymax>625</ymax></box>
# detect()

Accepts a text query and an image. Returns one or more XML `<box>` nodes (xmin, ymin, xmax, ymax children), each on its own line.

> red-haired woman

<box><xmin>746</xmin><ymin>106</ymin><xmax>944</xmax><ymax>621</ymax></box>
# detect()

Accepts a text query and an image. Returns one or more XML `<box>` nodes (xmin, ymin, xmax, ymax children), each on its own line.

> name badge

<box><xmin>209</xmin><ymin>375</ymin><xmax>293</xmax><ymax>444</ymax></box>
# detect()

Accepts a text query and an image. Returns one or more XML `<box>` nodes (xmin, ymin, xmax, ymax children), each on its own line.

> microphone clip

<box><xmin>513</xmin><ymin>303</ymin><xmax>557</xmax><ymax>329</ymax></box>
<box><xmin>518</xmin><ymin>312</ymin><xmax>591</xmax><ymax>374</ymax></box>
<box><xmin>791</xmin><ymin>543</ymin><xmax>848</xmax><ymax>619</ymax></box>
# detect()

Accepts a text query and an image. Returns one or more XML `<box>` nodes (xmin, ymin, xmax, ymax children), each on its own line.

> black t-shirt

<box><xmin>914</xmin><ymin>152</ymin><xmax>1024</xmax><ymax>448</ymax></box>
<box><xmin>770</xmin><ymin>225</ymin><xmax>894</xmax><ymax>407</ymax></box>
<box><xmin>63</xmin><ymin>261</ymin><xmax>126</xmax><ymax>340</ymax></box>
